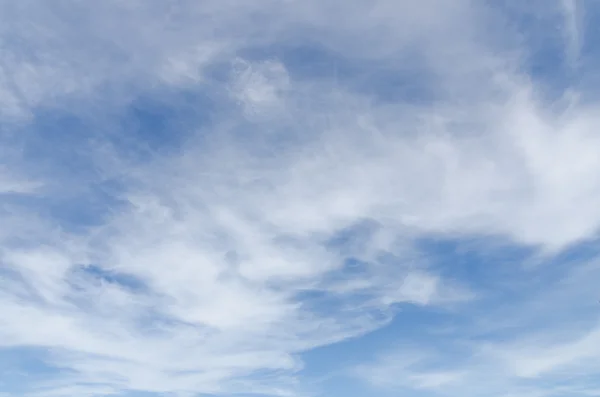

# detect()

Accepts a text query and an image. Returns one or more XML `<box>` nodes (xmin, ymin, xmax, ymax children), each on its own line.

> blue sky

<box><xmin>1</xmin><ymin>1</ymin><xmax>600</xmax><ymax>396</ymax></box>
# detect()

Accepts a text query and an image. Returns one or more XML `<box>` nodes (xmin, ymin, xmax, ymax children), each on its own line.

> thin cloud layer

<box><xmin>1</xmin><ymin>1</ymin><xmax>600</xmax><ymax>397</ymax></box>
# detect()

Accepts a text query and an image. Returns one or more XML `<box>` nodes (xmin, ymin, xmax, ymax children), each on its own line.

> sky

<box><xmin>1</xmin><ymin>1</ymin><xmax>600</xmax><ymax>396</ymax></box>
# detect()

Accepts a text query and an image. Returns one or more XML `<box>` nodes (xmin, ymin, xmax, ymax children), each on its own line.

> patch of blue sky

<box><xmin>495</xmin><ymin>1</ymin><xmax>600</xmax><ymax>104</ymax></box>
<box><xmin>324</xmin><ymin>218</ymin><xmax>381</xmax><ymax>254</ymax></box>
<box><xmin>69</xmin><ymin>264</ymin><xmax>206</xmax><ymax>335</ymax></box>
<box><xmin>72</xmin><ymin>264</ymin><xmax>147</xmax><ymax>293</ymax></box>
<box><xmin>0</xmin><ymin>182</ymin><xmax>125</xmax><ymax>235</ymax></box>
<box><xmin>574</xmin><ymin>2</ymin><xmax>600</xmax><ymax>99</ymax></box>
<box><xmin>415</xmin><ymin>235</ymin><xmax>538</xmax><ymax>292</ymax></box>
<box><xmin>479</xmin><ymin>0</ymin><xmax>585</xmax><ymax>101</ymax></box>
<box><xmin>298</xmin><ymin>307</ymin><xmax>469</xmax><ymax>397</ymax></box>
<box><xmin>415</xmin><ymin>235</ymin><xmax>596</xmax><ymax>327</ymax></box>
<box><xmin>2</xmin><ymin>82</ymin><xmax>230</xmax><ymax>235</ymax></box>
<box><xmin>115</xmin><ymin>87</ymin><xmax>223</xmax><ymax>158</ymax></box>
<box><xmin>298</xmin><ymin>218</ymin><xmax>600</xmax><ymax>395</ymax></box>
<box><xmin>0</xmin><ymin>347</ymin><xmax>69</xmax><ymax>394</ymax></box>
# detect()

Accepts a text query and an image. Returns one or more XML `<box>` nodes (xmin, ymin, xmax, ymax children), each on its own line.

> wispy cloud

<box><xmin>1</xmin><ymin>1</ymin><xmax>599</xmax><ymax>397</ymax></box>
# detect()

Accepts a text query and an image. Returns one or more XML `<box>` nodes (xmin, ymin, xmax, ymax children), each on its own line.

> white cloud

<box><xmin>0</xmin><ymin>1</ymin><xmax>599</xmax><ymax>397</ymax></box>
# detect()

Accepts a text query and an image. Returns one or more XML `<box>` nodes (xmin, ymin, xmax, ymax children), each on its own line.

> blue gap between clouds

<box><xmin>484</xmin><ymin>0</ymin><xmax>580</xmax><ymax>99</ymax></box>
<box><xmin>416</xmin><ymin>234</ymin><xmax>600</xmax><ymax>301</ymax></box>
<box><xmin>298</xmin><ymin>225</ymin><xmax>467</xmax><ymax>385</ymax></box>
<box><xmin>76</xmin><ymin>264</ymin><xmax>147</xmax><ymax>292</ymax></box>
<box><xmin>296</xmin><ymin>231</ymin><xmax>596</xmax><ymax>387</ymax></box>
<box><xmin>70</xmin><ymin>264</ymin><xmax>199</xmax><ymax>338</ymax></box>
<box><xmin>114</xmin><ymin>85</ymin><xmax>221</xmax><ymax>161</ymax></box>
<box><xmin>0</xmin><ymin>347</ymin><xmax>69</xmax><ymax>392</ymax></box>
<box><xmin>293</xmin><ymin>220</ymin><xmax>383</xmax><ymax>317</ymax></box>
<box><xmin>576</xmin><ymin>1</ymin><xmax>600</xmax><ymax>101</ymax></box>
<box><xmin>414</xmin><ymin>234</ymin><xmax>600</xmax><ymax>343</ymax></box>
<box><xmin>7</xmin><ymin>82</ymin><xmax>226</xmax><ymax>232</ymax></box>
